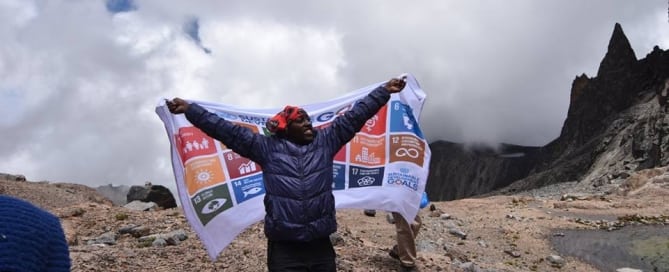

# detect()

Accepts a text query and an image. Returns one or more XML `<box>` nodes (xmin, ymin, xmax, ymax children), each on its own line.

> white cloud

<box><xmin>0</xmin><ymin>0</ymin><xmax>667</xmax><ymax>191</ymax></box>
<box><xmin>200</xmin><ymin>19</ymin><xmax>346</xmax><ymax>107</ymax></box>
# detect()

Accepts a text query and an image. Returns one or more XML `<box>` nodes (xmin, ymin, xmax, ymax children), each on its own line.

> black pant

<box><xmin>267</xmin><ymin>238</ymin><xmax>336</xmax><ymax>272</ymax></box>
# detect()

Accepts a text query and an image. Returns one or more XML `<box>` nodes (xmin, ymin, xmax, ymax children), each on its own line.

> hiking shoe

<box><xmin>399</xmin><ymin>264</ymin><xmax>418</xmax><ymax>272</ymax></box>
<box><xmin>363</xmin><ymin>209</ymin><xmax>376</xmax><ymax>217</ymax></box>
<box><xmin>389</xmin><ymin>245</ymin><xmax>399</xmax><ymax>260</ymax></box>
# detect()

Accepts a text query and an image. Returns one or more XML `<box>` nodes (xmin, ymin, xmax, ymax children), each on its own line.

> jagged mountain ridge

<box><xmin>427</xmin><ymin>23</ymin><xmax>669</xmax><ymax>201</ymax></box>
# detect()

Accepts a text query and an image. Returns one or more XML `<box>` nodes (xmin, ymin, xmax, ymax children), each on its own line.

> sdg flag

<box><xmin>155</xmin><ymin>74</ymin><xmax>431</xmax><ymax>260</ymax></box>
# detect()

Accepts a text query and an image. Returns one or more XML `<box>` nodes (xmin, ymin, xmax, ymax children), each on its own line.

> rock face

<box><xmin>427</xmin><ymin>23</ymin><xmax>669</xmax><ymax>200</ymax></box>
<box><xmin>127</xmin><ymin>184</ymin><xmax>177</xmax><ymax>209</ymax></box>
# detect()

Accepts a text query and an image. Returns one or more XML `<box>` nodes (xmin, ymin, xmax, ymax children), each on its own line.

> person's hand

<box><xmin>383</xmin><ymin>76</ymin><xmax>407</xmax><ymax>94</ymax></box>
<box><xmin>166</xmin><ymin>98</ymin><xmax>190</xmax><ymax>114</ymax></box>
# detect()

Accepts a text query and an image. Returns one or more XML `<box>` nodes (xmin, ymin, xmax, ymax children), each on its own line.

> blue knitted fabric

<box><xmin>0</xmin><ymin>195</ymin><xmax>71</xmax><ymax>272</ymax></box>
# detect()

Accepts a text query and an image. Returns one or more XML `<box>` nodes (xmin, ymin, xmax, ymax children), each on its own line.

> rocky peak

<box><xmin>427</xmin><ymin>23</ymin><xmax>669</xmax><ymax>200</ymax></box>
<box><xmin>498</xmin><ymin>24</ymin><xmax>669</xmax><ymax>193</ymax></box>
<box><xmin>559</xmin><ymin>24</ymin><xmax>653</xmax><ymax>150</ymax></box>
<box><xmin>597</xmin><ymin>23</ymin><xmax>637</xmax><ymax>77</ymax></box>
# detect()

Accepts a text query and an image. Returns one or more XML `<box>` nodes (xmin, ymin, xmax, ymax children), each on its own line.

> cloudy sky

<box><xmin>1</xmin><ymin>0</ymin><xmax>667</xmax><ymax>190</ymax></box>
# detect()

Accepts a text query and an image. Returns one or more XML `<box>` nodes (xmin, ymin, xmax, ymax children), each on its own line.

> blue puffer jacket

<box><xmin>185</xmin><ymin>86</ymin><xmax>390</xmax><ymax>242</ymax></box>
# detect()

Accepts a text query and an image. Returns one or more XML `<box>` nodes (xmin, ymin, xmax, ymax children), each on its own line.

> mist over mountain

<box><xmin>95</xmin><ymin>184</ymin><xmax>131</xmax><ymax>206</ymax></box>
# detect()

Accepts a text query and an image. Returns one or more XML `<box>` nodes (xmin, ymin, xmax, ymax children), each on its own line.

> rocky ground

<box><xmin>1</xmin><ymin>169</ymin><xmax>669</xmax><ymax>272</ymax></box>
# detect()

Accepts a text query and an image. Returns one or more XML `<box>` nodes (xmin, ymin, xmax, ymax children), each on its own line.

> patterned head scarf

<box><xmin>266</xmin><ymin>105</ymin><xmax>307</xmax><ymax>134</ymax></box>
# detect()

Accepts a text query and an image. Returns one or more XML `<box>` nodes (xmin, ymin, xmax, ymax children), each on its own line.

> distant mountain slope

<box><xmin>0</xmin><ymin>173</ymin><xmax>112</xmax><ymax>210</ymax></box>
<box><xmin>426</xmin><ymin>142</ymin><xmax>540</xmax><ymax>200</ymax></box>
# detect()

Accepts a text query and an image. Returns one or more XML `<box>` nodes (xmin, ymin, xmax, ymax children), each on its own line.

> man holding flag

<box><xmin>166</xmin><ymin>76</ymin><xmax>407</xmax><ymax>272</ymax></box>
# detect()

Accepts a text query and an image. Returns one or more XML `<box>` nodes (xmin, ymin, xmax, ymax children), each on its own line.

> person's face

<box><xmin>286</xmin><ymin>110</ymin><xmax>314</xmax><ymax>145</ymax></box>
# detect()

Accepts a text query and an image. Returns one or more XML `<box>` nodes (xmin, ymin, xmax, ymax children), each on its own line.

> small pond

<box><xmin>551</xmin><ymin>225</ymin><xmax>669</xmax><ymax>271</ymax></box>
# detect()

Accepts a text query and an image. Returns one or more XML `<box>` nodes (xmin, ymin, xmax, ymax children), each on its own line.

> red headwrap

<box><xmin>266</xmin><ymin>105</ymin><xmax>306</xmax><ymax>134</ymax></box>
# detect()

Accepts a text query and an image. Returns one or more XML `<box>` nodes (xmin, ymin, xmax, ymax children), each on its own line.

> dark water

<box><xmin>551</xmin><ymin>225</ymin><xmax>669</xmax><ymax>272</ymax></box>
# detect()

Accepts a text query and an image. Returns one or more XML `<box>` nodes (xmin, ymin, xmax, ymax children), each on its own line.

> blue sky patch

<box><xmin>106</xmin><ymin>0</ymin><xmax>136</xmax><ymax>14</ymax></box>
<box><xmin>183</xmin><ymin>18</ymin><xmax>212</xmax><ymax>54</ymax></box>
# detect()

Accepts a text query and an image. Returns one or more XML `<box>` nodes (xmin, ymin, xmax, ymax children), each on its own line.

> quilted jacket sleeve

<box><xmin>185</xmin><ymin>103</ymin><xmax>268</xmax><ymax>164</ymax></box>
<box><xmin>325</xmin><ymin>86</ymin><xmax>391</xmax><ymax>153</ymax></box>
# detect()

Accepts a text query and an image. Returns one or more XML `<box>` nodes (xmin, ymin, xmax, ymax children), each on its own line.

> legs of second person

<box><xmin>392</xmin><ymin>212</ymin><xmax>422</xmax><ymax>267</ymax></box>
<box><xmin>411</xmin><ymin>214</ymin><xmax>422</xmax><ymax>239</ymax></box>
<box><xmin>267</xmin><ymin>238</ymin><xmax>336</xmax><ymax>272</ymax></box>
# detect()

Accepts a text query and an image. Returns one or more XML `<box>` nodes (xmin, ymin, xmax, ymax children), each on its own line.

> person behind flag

<box><xmin>388</xmin><ymin>191</ymin><xmax>428</xmax><ymax>272</ymax></box>
<box><xmin>166</xmin><ymin>76</ymin><xmax>407</xmax><ymax>272</ymax></box>
<box><xmin>390</xmin><ymin>213</ymin><xmax>422</xmax><ymax>272</ymax></box>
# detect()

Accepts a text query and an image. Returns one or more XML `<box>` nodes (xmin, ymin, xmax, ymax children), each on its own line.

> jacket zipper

<box><xmin>299</xmin><ymin>145</ymin><xmax>306</xmax><ymax>224</ymax></box>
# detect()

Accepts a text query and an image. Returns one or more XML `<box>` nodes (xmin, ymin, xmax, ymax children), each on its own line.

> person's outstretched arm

<box><xmin>167</xmin><ymin>98</ymin><xmax>268</xmax><ymax>163</ymax></box>
<box><xmin>325</xmin><ymin>77</ymin><xmax>406</xmax><ymax>151</ymax></box>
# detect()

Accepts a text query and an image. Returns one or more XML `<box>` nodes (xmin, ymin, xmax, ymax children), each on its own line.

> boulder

<box><xmin>126</xmin><ymin>184</ymin><xmax>177</xmax><ymax>209</ymax></box>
